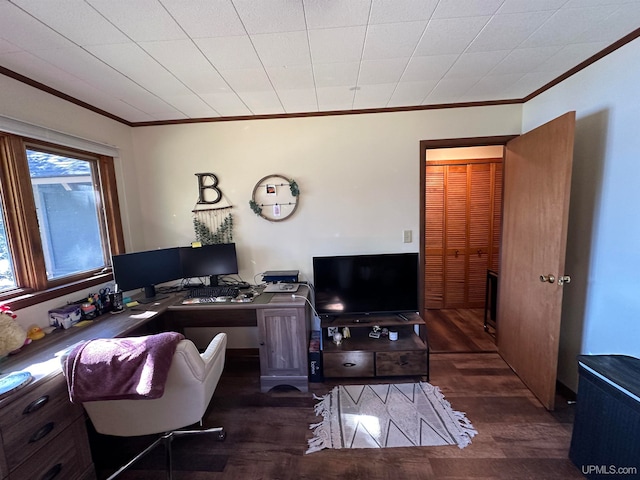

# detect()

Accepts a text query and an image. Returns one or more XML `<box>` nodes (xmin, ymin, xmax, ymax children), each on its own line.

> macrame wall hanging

<box><xmin>192</xmin><ymin>173</ymin><xmax>233</xmax><ymax>244</ymax></box>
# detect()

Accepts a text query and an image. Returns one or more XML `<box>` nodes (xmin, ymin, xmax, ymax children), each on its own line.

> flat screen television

<box><xmin>179</xmin><ymin>243</ymin><xmax>238</xmax><ymax>286</ymax></box>
<box><xmin>312</xmin><ymin>253</ymin><xmax>419</xmax><ymax>317</ymax></box>
<box><xmin>112</xmin><ymin>247</ymin><xmax>182</xmax><ymax>303</ymax></box>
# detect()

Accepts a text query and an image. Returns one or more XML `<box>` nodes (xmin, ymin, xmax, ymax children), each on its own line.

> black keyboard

<box><xmin>185</xmin><ymin>286</ymin><xmax>239</xmax><ymax>299</ymax></box>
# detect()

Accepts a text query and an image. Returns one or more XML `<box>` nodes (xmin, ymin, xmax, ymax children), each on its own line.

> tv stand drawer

<box><xmin>376</xmin><ymin>350</ymin><xmax>428</xmax><ymax>376</ymax></box>
<box><xmin>323</xmin><ymin>352</ymin><xmax>374</xmax><ymax>377</ymax></box>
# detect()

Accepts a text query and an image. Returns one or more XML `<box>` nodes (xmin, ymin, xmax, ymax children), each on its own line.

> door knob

<box><xmin>540</xmin><ymin>274</ymin><xmax>555</xmax><ymax>283</ymax></box>
<box><xmin>558</xmin><ymin>275</ymin><xmax>571</xmax><ymax>285</ymax></box>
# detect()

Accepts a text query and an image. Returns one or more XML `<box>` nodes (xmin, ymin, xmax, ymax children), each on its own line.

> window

<box><xmin>0</xmin><ymin>133</ymin><xmax>124</xmax><ymax>308</ymax></box>
<box><xmin>0</xmin><ymin>199</ymin><xmax>17</xmax><ymax>292</ymax></box>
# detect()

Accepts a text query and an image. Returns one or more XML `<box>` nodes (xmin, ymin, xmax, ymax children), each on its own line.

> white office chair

<box><xmin>64</xmin><ymin>332</ymin><xmax>227</xmax><ymax>480</ymax></box>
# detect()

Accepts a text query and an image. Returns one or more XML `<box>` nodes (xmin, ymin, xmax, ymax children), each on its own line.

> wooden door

<box><xmin>497</xmin><ymin>111</ymin><xmax>575</xmax><ymax>410</ymax></box>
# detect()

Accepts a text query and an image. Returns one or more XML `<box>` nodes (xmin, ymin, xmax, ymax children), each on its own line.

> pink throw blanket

<box><xmin>64</xmin><ymin>332</ymin><xmax>184</xmax><ymax>403</ymax></box>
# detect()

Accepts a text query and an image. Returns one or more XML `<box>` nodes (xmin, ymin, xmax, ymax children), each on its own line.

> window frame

<box><xmin>0</xmin><ymin>132</ymin><xmax>124</xmax><ymax>309</ymax></box>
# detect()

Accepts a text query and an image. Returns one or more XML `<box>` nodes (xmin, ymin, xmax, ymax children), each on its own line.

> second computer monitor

<box><xmin>179</xmin><ymin>243</ymin><xmax>238</xmax><ymax>286</ymax></box>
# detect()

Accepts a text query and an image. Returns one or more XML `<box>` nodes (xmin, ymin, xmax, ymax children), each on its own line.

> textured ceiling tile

<box><xmin>464</xmin><ymin>73</ymin><xmax>525</xmax><ymax>101</ymax></box>
<box><xmin>199</xmin><ymin>91</ymin><xmax>252</xmax><ymax>117</ymax></box>
<box><xmin>87</xmin><ymin>43</ymin><xmax>192</xmax><ymax>97</ymax></box>
<box><xmin>0</xmin><ymin>2</ymin><xmax>74</xmax><ymax>51</ymax></box>
<box><xmin>423</xmin><ymin>76</ymin><xmax>479</xmax><ymax>104</ymax></box>
<box><xmin>309</xmin><ymin>27</ymin><xmax>366</xmax><ymax>63</ymax></box>
<box><xmin>369</xmin><ymin>0</ymin><xmax>439</xmax><ymax>24</ymax></box>
<box><xmin>313</xmin><ymin>62</ymin><xmax>360</xmax><ymax>87</ymax></box>
<box><xmin>266</xmin><ymin>65</ymin><xmax>315</xmax><ymax>89</ymax></box>
<box><xmin>466</xmin><ymin>11</ymin><xmax>555</xmax><ymax>53</ymax></box>
<box><xmin>11</xmin><ymin>0</ymin><xmax>129</xmax><ymax>46</ymax></box>
<box><xmin>308</xmin><ymin>26</ymin><xmax>367</xmax><ymax>63</ymax></box>
<box><xmin>163</xmin><ymin>94</ymin><xmax>221</xmax><ymax>117</ymax></box>
<box><xmin>520</xmin><ymin>6</ymin><xmax>616</xmax><ymax>48</ymax></box>
<box><xmin>0</xmin><ymin>38</ymin><xmax>20</xmax><ymax>55</ymax></box>
<box><xmin>277</xmin><ymin>88</ymin><xmax>318</xmax><ymax>112</ymax></box>
<box><xmin>401</xmin><ymin>54</ymin><xmax>459</xmax><ymax>81</ymax></box>
<box><xmin>352</xmin><ymin>83</ymin><xmax>396</xmax><ymax>108</ymax></box>
<box><xmin>87</xmin><ymin>0</ymin><xmax>187</xmax><ymax>42</ymax></box>
<box><xmin>363</xmin><ymin>22</ymin><xmax>426</xmax><ymax>60</ymax></box>
<box><xmin>304</xmin><ymin>0</ymin><xmax>370</xmax><ymax>29</ymax></box>
<box><xmin>489</xmin><ymin>46</ymin><xmax>563</xmax><ymax>75</ymax></box>
<box><xmin>573</xmin><ymin>3</ymin><xmax>640</xmax><ymax>43</ymax></box>
<box><xmin>233</xmin><ymin>0</ymin><xmax>306</xmax><ymax>34</ymax></box>
<box><xmin>358</xmin><ymin>58</ymin><xmax>409</xmax><ymax>85</ymax></box>
<box><xmin>241</xmin><ymin>90</ymin><xmax>285</xmax><ymax>114</ymax></box>
<box><xmin>218</xmin><ymin>68</ymin><xmax>274</xmax><ymax>92</ymax></box>
<box><xmin>497</xmin><ymin>0</ymin><xmax>569</xmax><ymax>15</ymax></box>
<box><xmin>534</xmin><ymin>42</ymin><xmax>609</xmax><ymax>72</ymax></box>
<box><xmin>432</xmin><ymin>0</ymin><xmax>505</xmax><ymax>19</ymax></box>
<box><xmin>251</xmin><ymin>31</ymin><xmax>311</xmax><ymax>67</ymax></box>
<box><xmin>446</xmin><ymin>50</ymin><xmax>511</xmax><ymax>78</ymax></box>
<box><xmin>415</xmin><ymin>17</ymin><xmax>491</xmax><ymax>56</ymax></box>
<box><xmin>316</xmin><ymin>85</ymin><xmax>355</xmax><ymax>110</ymax></box>
<box><xmin>162</xmin><ymin>0</ymin><xmax>246</xmax><ymax>38</ymax></box>
<box><xmin>196</xmin><ymin>35</ymin><xmax>262</xmax><ymax>70</ymax></box>
<box><xmin>141</xmin><ymin>39</ymin><xmax>230</xmax><ymax>93</ymax></box>
<box><xmin>388</xmin><ymin>80</ymin><xmax>439</xmax><ymax>106</ymax></box>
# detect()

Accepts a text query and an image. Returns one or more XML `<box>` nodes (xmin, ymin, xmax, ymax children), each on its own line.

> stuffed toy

<box><xmin>0</xmin><ymin>305</ymin><xmax>28</xmax><ymax>358</ymax></box>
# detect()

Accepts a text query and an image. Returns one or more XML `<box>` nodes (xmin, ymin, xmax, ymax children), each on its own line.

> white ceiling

<box><xmin>1</xmin><ymin>0</ymin><xmax>639</xmax><ymax>124</ymax></box>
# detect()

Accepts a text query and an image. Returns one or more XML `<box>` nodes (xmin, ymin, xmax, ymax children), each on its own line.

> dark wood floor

<box><xmin>425</xmin><ymin>308</ymin><xmax>498</xmax><ymax>353</ymax></box>
<box><xmin>93</xmin><ymin>348</ymin><xmax>583</xmax><ymax>479</ymax></box>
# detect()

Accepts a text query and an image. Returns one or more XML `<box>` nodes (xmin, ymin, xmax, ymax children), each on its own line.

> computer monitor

<box><xmin>112</xmin><ymin>247</ymin><xmax>182</xmax><ymax>303</ymax></box>
<box><xmin>179</xmin><ymin>243</ymin><xmax>239</xmax><ymax>286</ymax></box>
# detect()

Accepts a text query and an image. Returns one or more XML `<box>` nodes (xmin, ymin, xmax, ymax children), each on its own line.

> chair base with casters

<box><xmin>105</xmin><ymin>426</ymin><xmax>226</xmax><ymax>480</ymax></box>
<box><xmin>63</xmin><ymin>332</ymin><xmax>228</xmax><ymax>480</ymax></box>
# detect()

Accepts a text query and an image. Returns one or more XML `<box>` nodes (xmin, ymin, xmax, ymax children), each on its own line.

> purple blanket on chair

<box><xmin>64</xmin><ymin>332</ymin><xmax>184</xmax><ymax>403</ymax></box>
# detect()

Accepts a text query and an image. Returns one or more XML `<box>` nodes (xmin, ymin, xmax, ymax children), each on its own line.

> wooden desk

<box><xmin>164</xmin><ymin>286</ymin><xmax>312</xmax><ymax>393</ymax></box>
<box><xmin>0</xmin><ymin>286</ymin><xmax>311</xmax><ymax>479</ymax></box>
<box><xmin>0</xmin><ymin>295</ymin><xmax>174</xmax><ymax>480</ymax></box>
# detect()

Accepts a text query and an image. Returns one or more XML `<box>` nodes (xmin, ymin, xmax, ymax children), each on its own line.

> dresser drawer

<box><xmin>9</xmin><ymin>418</ymin><xmax>93</xmax><ymax>480</ymax></box>
<box><xmin>323</xmin><ymin>352</ymin><xmax>374</xmax><ymax>377</ymax></box>
<box><xmin>0</xmin><ymin>376</ymin><xmax>84</xmax><ymax>472</ymax></box>
<box><xmin>375</xmin><ymin>350</ymin><xmax>428</xmax><ymax>376</ymax></box>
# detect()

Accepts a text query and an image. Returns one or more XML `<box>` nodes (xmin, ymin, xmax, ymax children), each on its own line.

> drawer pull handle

<box><xmin>23</xmin><ymin>395</ymin><xmax>50</xmax><ymax>414</ymax></box>
<box><xmin>29</xmin><ymin>422</ymin><xmax>55</xmax><ymax>443</ymax></box>
<box><xmin>343</xmin><ymin>362</ymin><xmax>356</xmax><ymax>367</ymax></box>
<box><xmin>41</xmin><ymin>463</ymin><xmax>63</xmax><ymax>480</ymax></box>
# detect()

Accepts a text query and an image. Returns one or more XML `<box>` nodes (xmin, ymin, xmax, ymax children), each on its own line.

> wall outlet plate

<box><xmin>327</xmin><ymin>327</ymin><xmax>339</xmax><ymax>338</ymax></box>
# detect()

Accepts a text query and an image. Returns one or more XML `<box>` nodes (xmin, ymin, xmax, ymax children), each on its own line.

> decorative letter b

<box><xmin>196</xmin><ymin>173</ymin><xmax>222</xmax><ymax>204</ymax></box>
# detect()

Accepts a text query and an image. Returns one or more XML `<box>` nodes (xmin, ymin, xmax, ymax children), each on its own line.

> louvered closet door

<box><xmin>445</xmin><ymin>166</ymin><xmax>468</xmax><ymax>308</ymax></box>
<box><xmin>424</xmin><ymin>160</ymin><xmax>502</xmax><ymax>310</ymax></box>
<box><xmin>425</xmin><ymin>166</ymin><xmax>445</xmax><ymax>308</ymax></box>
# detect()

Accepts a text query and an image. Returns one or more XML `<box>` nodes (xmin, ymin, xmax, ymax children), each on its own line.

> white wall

<box><xmin>129</xmin><ymin>106</ymin><xmax>522</xmax><ymax>286</ymax></box>
<box><xmin>523</xmin><ymin>38</ymin><xmax>640</xmax><ymax>390</ymax></box>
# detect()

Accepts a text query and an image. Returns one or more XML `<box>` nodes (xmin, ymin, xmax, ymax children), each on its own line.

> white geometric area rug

<box><xmin>306</xmin><ymin>382</ymin><xmax>477</xmax><ymax>453</ymax></box>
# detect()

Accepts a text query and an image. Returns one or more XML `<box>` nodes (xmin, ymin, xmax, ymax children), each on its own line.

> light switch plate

<box><xmin>403</xmin><ymin>230</ymin><xmax>412</xmax><ymax>243</ymax></box>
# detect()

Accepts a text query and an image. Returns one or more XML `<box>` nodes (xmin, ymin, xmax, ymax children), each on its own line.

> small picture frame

<box><xmin>266</xmin><ymin>184</ymin><xmax>276</xmax><ymax>195</ymax></box>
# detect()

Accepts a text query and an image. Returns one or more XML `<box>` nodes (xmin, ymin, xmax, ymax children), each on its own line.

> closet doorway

<box><xmin>421</xmin><ymin>144</ymin><xmax>507</xmax><ymax>353</ymax></box>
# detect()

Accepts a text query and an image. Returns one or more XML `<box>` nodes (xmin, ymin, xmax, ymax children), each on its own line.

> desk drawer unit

<box><xmin>9</xmin><ymin>419</ymin><xmax>93</xmax><ymax>480</ymax></box>
<box><xmin>323</xmin><ymin>352</ymin><xmax>375</xmax><ymax>378</ymax></box>
<box><xmin>0</xmin><ymin>375</ymin><xmax>90</xmax><ymax>476</ymax></box>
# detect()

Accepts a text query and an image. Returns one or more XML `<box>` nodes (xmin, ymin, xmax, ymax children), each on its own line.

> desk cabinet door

<box><xmin>257</xmin><ymin>307</ymin><xmax>307</xmax><ymax>377</ymax></box>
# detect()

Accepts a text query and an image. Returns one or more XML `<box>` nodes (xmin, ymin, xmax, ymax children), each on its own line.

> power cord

<box><xmin>292</xmin><ymin>294</ymin><xmax>322</xmax><ymax>330</ymax></box>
